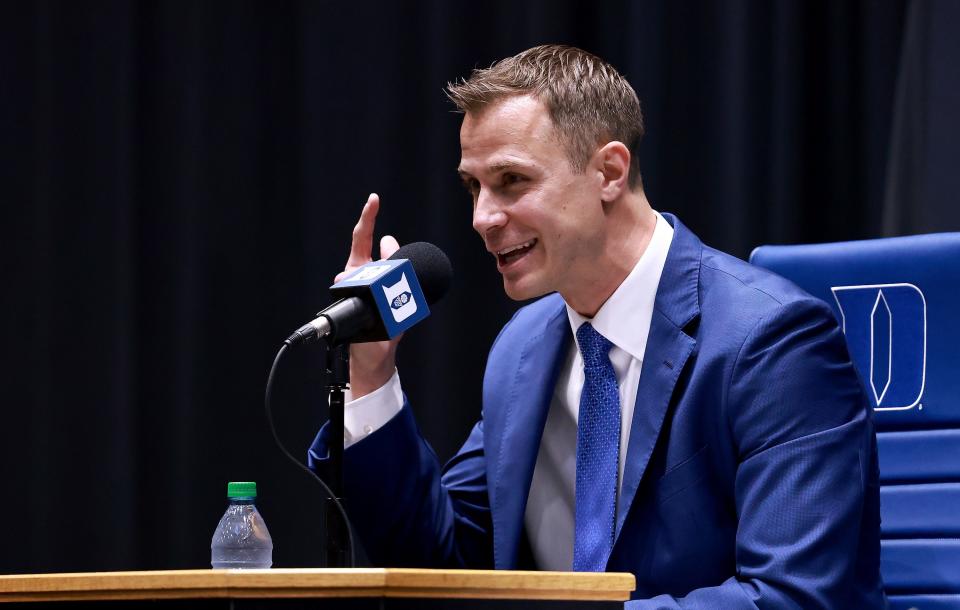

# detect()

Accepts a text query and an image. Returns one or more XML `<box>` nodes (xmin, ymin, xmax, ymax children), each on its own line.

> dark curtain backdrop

<box><xmin>3</xmin><ymin>0</ymin><xmax>954</xmax><ymax>573</ymax></box>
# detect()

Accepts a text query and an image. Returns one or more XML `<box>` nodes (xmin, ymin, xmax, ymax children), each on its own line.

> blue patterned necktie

<box><xmin>573</xmin><ymin>322</ymin><xmax>621</xmax><ymax>572</ymax></box>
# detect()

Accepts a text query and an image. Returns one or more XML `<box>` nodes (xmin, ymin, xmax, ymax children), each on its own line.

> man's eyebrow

<box><xmin>489</xmin><ymin>160</ymin><xmax>528</xmax><ymax>173</ymax></box>
<box><xmin>456</xmin><ymin>160</ymin><xmax>530</xmax><ymax>177</ymax></box>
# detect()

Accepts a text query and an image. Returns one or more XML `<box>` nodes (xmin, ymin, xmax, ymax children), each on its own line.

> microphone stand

<box><xmin>323</xmin><ymin>341</ymin><xmax>349</xmax><ymax>568</ymax></box>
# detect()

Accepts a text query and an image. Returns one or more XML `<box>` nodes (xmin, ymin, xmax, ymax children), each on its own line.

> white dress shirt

<box><xmin>340</xmin><ymin>212</ymin><xmax>674</xmax><ymax>571</ymax></box>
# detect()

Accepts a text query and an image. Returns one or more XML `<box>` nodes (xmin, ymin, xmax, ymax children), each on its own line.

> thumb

<box><xmin>380</xmin><ymin>234</ymin><xmax>401</xmax><ymax>259</ymax></box>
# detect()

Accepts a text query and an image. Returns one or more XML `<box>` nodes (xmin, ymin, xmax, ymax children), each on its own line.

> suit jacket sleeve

<box><xmin>626</xmin><ymin>298</ymin><xmax>882</xmax><ymax>609</ymax></box>
<box><xmin>308</xmin><ymin>401</ymin><xmax>494</xmax><ymax>568</ymax></box>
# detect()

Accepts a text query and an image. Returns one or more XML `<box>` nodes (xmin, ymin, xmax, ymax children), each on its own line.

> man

<box><xmin>309</xmin><ymin>45</ymin><xmax>886</xmax><ymax>608</ymax></box>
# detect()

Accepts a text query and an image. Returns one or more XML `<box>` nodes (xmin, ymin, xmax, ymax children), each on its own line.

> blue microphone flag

<box><xmin>330</xmin><ymin>258</ymin><xmax>430</xmax><ymax>340</ymax></box>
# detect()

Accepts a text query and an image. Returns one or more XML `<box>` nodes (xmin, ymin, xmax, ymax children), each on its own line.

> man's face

<box><xmin>458</xmin><ymin>95</ymin><xmax>606</xmax><ymax>303</ymax></box>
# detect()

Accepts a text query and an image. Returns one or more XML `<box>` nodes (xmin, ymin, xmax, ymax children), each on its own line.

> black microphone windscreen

<box><xmin>389</xmin><ymin>242</ymin><xmax>453</xmax><ymax>305</ymax></box>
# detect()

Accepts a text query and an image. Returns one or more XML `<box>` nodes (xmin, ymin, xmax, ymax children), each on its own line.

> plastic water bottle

<box><xmin>211</xmin><ymin>481</ymin><xmax>273</xmax><ymax>569</ymax></box>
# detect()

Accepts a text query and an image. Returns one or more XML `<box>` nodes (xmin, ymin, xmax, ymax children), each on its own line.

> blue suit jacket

<box><xmin>310</xmin><ymin>215</ymin><xmax>886</xmax><ymax>609</ymax></box>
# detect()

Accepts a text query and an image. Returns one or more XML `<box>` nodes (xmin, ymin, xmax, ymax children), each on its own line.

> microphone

<box><xmin>287</xmin><ymin>242</ymin><xmax>453</xmax><ymax>346</ymax></box>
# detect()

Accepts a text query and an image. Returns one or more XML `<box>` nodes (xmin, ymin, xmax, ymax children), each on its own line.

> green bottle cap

<box><xmin>227</xmin><ymin>481</ymin><xmax>257</xmax><ymax>498</ymax></box>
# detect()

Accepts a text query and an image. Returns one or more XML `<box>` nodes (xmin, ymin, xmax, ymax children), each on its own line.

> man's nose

<box><xmin>472</xmin><ymin>190</ymin><xmax>508</xmax><ymax>235</ymax></box>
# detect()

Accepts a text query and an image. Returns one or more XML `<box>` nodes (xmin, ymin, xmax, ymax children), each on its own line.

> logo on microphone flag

<box><xmin>383</xmin><ymin>273</ymin><xmax>418</xmax><ymax>323</ymax></box>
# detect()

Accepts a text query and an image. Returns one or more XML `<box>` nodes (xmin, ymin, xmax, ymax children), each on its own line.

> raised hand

<box><xmin>338</xmin><ymin>193</ymin><xmax>402</xmax><ymax>398</ymax></box>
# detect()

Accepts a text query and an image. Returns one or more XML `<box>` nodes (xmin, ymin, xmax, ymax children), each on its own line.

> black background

<box><xmin>2</xmin><ymin>0</ymin><xmax>957</xmax><ymax>574</ymax></box>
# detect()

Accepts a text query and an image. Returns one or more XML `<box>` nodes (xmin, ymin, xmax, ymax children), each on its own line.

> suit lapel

<box><xmin>615</xmin><ymin>311</ymin><xmax>695</xmax><ymax>538</ymax></box>
<box><xmin>614</xmin><ymin>213</ymin><xmax>702</xmax><ymax>543</ymax></box>
<box><xmin>489</xmin><ymin>303</ymin><xmax>570</xmax><ymax>569</ymax></box>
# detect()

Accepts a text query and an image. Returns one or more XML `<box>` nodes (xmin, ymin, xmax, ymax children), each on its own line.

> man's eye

<box><xmin>503</xmin><ymin>173</ymin><xmax>524</xmax><ymax>186</ymax></box>
<box><xmin>462</xmin><ymin>179</ymin><xmax>480</xmax><ymax>195</ymax></box>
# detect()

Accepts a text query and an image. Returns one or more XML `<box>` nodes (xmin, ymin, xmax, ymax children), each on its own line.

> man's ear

<box><xmin>595</xmin><ymin>141</ymin><xmax>631</xmax><ymax>202</ymax></box>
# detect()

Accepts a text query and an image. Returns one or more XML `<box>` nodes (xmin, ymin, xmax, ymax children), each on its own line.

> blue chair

<box><xmin>750</xmin><ymin>232</ymin><xmax>960</xmax><ymax>610</ymax></box>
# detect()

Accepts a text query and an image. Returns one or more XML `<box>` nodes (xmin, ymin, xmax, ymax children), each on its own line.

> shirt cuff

<box><xmin>342</xmin><ymin>369</ymin><xmax>404</xmax><ymax>448</ymax></box>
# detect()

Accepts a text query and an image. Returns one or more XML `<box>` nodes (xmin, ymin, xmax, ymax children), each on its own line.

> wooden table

<box><xmin>0</xmin><ymin>569</ymin><xmax>635</xmax><ymax>609</ymax></box>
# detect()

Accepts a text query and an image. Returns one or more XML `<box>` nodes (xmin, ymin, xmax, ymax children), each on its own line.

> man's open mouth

<box><xmin>496</xmin><ymin>239</ymin><xmax>538</xmax><ymax>266</ymax></box>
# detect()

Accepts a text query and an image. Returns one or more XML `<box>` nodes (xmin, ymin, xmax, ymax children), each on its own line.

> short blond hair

<box><xmin>446</xmin><ymin>44</ymin><xmax>645</xmax><ymax>189</ymax></box>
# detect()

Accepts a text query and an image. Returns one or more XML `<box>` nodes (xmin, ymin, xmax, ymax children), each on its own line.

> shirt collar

<box><xmin>565</xmin><ymin>211</ymin><xmax>674</xmax><ymax>362</ymax></box>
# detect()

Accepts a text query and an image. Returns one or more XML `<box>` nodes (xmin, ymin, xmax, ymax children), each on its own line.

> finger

<box><xmin>379</xmin><ymin>234</ymin><xmax>401</xmax><ymax>260</ymax></box>
<box><xmin>345</xmin><ymin>193</ymin><xmax>380</xmax><ymax>269</ymax></box>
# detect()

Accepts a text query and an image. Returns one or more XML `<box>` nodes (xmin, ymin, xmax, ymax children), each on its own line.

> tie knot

<box><xmin>576</xmin><ymin>322</ymin><xmax>613</xmax><ymax>368</ymax></box>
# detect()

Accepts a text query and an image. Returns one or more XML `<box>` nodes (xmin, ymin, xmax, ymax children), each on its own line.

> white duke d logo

<box><xmin>382</xmin><ymin>273</ymin><xmax>418</xmax><ymax>323</ymax></box>
<box><xmin>831</xmin><ymin>283</ymin><xmax>927</xmax><ymax>411</ymax></box>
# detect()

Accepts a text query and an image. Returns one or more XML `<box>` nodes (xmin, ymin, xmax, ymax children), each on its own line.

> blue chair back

<box><xmin>750</xmin><ymin>233</ymin><xmax>960</xmax><ymax>610</ymax></box>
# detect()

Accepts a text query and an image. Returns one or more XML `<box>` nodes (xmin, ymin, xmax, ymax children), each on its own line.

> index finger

<box><xmin>345</xmin><ymin>193</ymin><xmax>380</xmax><ymax>269</ymax></box>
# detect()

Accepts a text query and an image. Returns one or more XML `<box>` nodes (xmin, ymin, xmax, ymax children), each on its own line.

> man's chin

<box><xmin>502</xmin><ymin>278</ymin><xmax>551</xmax><ymax>302</ymax></box>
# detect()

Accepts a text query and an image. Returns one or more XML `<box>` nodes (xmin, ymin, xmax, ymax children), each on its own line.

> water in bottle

<box><xmin>211</xmin><ymin>481</ymin><xmax>273</xmax><ymax>569</ymax></box>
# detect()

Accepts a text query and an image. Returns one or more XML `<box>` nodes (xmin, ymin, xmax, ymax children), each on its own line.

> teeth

<box><xmin>497</xmin><ymin>239</ymin><xmax>536</xmax><ymax>256</ymax></box>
